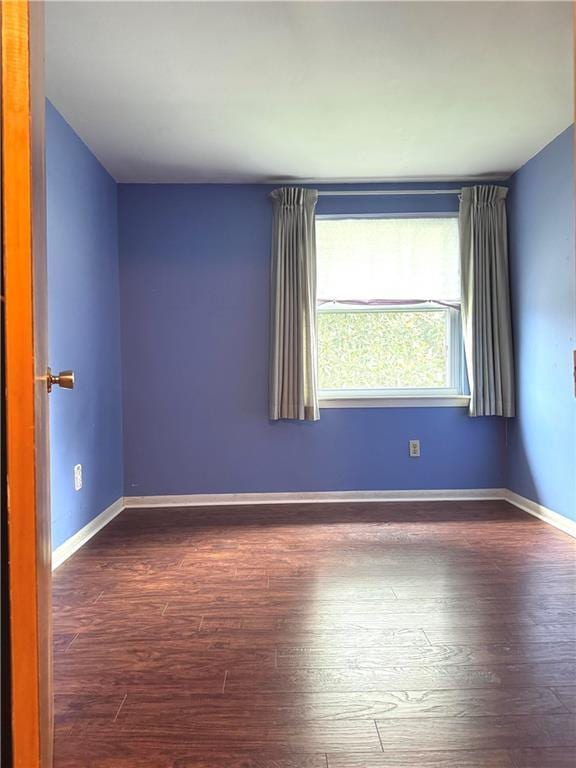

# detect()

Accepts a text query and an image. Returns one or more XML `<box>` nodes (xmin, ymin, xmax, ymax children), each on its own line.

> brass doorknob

<box><xmin>47</xmin><ymin>368</ymin><xmax>75</xmax><ymax>393</ymax></box>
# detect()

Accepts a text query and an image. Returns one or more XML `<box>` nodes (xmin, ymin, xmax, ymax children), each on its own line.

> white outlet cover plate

<box><xmin>74</xmin><ymin>463</ymin><xmax>82</xmax><ymax>490</ymax></box>
<box><xmin>409</xmin><ymin>440</ymin><xmax>421</xmax><ymax>457</ymax></box>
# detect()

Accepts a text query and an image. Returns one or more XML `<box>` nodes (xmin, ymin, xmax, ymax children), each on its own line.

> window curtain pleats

<box><xmin>269</xmin><ymin>187</ymin><xmax>320</xmax><ymax>421</ymax></box>
<box><xmin>459</xmin><ymin>186</ymin><xmax>515</xmax><ymax>417</ymax></box>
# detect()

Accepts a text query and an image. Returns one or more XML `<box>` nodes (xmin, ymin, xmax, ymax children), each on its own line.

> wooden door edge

<box><xmin>2</xmin><ymin>1</ymin><xmax>52</xmax><ymax>766</ymax></box>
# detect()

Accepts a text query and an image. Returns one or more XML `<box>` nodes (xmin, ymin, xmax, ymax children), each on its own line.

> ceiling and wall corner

<box><xmin>45</xmin><ymin>1</ymin><xmax>573</xmax><ymax>184</ymax></box>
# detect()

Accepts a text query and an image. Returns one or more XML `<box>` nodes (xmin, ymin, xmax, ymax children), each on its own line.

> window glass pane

<box><xmin>316</xmin><ymin>217</ymin><xmax>460</xmax><ymax>304</ymax></box>
<box><xmin>318</xmin><ymin>309</ymin><xmax>449</xmax><ymax>390</ymax></box>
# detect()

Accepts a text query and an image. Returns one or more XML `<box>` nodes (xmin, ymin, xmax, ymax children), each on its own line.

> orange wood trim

<box><xmin>2</xmin><ymin>1</ymin><xmax>51</xmax><ymax>766</ymax></box>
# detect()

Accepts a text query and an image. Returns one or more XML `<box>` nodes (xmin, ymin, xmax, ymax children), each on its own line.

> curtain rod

<box><xmin>317</xmin><ymin>189</ymin><xmax>462</xmax><ymax>197</ymax></box>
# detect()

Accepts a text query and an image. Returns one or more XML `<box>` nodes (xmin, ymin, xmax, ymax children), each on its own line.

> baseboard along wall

<box><xmin>51</xmin><ymin>497</ymin><xmax>124</xmax><ymax>570</ymax></box>
<box><xmin>501</xmin><ymin>489</ymin><xmax>576</xmax><ymax>539</ymax></box>
<box><xmin>122</xmin><ymin>488</ymin><xmax>506</xmax><ymax>508</ymax></box>
<box><xmin>51</xmin><ymin>488</ymin><xmax>576</xmax><ymax>569</ymax></box>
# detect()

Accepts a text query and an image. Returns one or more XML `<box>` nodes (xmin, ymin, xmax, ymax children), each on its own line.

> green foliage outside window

<box><xmin>317</xmin><ymin>309</ymin><xmax>448</xmax><ymax>390</ymax></box>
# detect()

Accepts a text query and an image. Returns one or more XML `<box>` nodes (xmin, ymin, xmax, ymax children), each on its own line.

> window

<box><xmin>315</xmin><ymin>216</ymin><xmax>467</xmax><ymax>404</ymax></box>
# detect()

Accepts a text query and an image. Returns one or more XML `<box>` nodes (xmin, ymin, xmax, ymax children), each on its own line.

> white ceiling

<box><xmin>45</xmin><ymin>1</ymin><xmax>573</xmax><ymax>183</ymax></box>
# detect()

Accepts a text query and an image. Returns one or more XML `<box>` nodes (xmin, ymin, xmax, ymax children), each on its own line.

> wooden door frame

<box><xmin>2</xmin><ymin>1</ymin><xmax>53</xmax><ymax>767</ymax></box>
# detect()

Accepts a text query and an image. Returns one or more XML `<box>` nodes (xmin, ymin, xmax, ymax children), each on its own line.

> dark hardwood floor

<box><xmin>52</xmin><ymin>501</ymin><xmax>576</xmax><ymax>767</ymax></box>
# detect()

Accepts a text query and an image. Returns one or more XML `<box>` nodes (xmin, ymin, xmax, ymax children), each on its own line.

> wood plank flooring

<box><xmin>52</xmin><ymin>501</ymin><xmax>576</xmax><ymax>767</ymax></box>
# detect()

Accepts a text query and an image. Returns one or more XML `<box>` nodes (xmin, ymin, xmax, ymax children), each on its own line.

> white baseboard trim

<box><xmin>51</xmin><ymin>497</ymin><xmax>124</xmax><ymax>570</ymax></box>
<box><xmin>123</xmin><ymin>488</ymin><xmax>506</xmax><ymax>509</ymax></box>
<box><xmin>123</xmin><ymin>488</ymin><xmax>575</xmax><ymax>539</ymax></box>
<box><xmin>503</xmin><ymin>489</ymin><xmax>576</xmax><ymax>539</ymax></box>
<box><xmin>50</xmin><ymin>489</ymin><xmax>575</xmax><ymax>569</ymax></box>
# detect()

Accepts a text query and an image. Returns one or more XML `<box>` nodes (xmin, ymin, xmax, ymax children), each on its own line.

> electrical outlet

<box><xmin>74</xmin><ymin>463</ymin><xmax>82</xmax><ymax>491</ymax></box>
<box><xmin>409</xmin><ymin>440</ymin><xmax>420</xmax><ymax>458</ymax></box>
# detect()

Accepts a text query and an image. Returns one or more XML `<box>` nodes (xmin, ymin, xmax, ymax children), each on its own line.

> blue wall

<box><xmin>507</xmin><ymin>126</ymin><xmax>576</xmax><ymax>522</ymax></box>
<box><xmin>46</xmin><ymin>102</ymin><xmax>124</xmax><ymax>548</ymax></box>
<box><xmin>47</xmin><ymin>96</ymin><xmax>573</xmax><ymax>522</ymax></box>
<box><xmin>118</xmin><ymin>184</ymin><xmax>506</xmax><ymax>497</ymax></box>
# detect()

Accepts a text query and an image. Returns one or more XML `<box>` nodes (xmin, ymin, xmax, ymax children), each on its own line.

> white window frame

<box><xmin>315</xmin><ymin>213</ymin><xmax>470</xmax><ymax>409</ymax></box>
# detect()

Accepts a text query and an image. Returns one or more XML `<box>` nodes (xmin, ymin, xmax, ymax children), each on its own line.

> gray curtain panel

<box><xmin>459</xmin><ymin>186</ymin><xmax>515</xmax><ymax>417</ymax></box>
<box><xmin>269</xmin><ymin>187</ymin><xmax>320</xmax><ymax>421</ymax></box>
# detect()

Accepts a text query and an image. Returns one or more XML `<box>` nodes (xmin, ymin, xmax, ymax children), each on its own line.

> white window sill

<box><xmin>319</xmin><ymin>395</ymin><xmax>471</xmax><ymax>409</ymax></box>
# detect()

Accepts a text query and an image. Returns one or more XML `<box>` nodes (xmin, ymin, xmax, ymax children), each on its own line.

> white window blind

<box><xmin>316</xmin><ymin>217</ymin><xmax>460</xmax><ymax>305</ymax></box>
